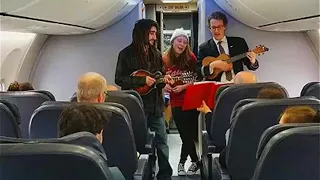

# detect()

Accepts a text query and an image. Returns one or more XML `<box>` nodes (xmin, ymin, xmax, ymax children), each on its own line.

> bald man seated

<box><xmin>77</xmin><ymin>72</ymin><xmax>107</xmax><ymax>103</ymax></box>
<box><xmin>234</xmin><ymin>71</ymin><xmax>257</xmax><ymax>84</ymax></box>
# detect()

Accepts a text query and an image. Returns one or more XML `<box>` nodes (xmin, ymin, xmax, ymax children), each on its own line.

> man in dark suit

<box><xmin>197</xmin><ymin>11</ymin><xmax>259</xmax><ymax>82</ymax></box>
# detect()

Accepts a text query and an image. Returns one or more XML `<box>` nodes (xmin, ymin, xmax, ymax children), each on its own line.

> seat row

<box><xmin>0</xmin><ymin>90</ymin><xmax>156</xmax><ymax>180</ymax></box>
<box><xmin>200</xmin><ymin>82</ymin><xmax>320</xmax><ymax>180</ymax></box>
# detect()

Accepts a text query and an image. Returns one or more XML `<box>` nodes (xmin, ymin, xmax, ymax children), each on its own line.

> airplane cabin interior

<box><xmin>0</xmin><ymin>0</ymin><xmax>319</xmax><ymax>180</ymax></box>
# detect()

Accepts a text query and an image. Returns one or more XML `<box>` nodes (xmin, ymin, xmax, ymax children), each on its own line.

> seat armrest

<box><xmin>109</xmin><ymin>167</ymin><xmax>126</xmax><ymax>180</ymax></box>
<box><xmin>202</xmin><ymin>130</ymin><xmax>216</xmax><ymax>156</ymax></box>
<box><xmin>134</xmin><ymin>154</ymin><xmax>149</xmax><ymax>180</ymax></box>
<box><xmin>212</xmin><ymin>157</ymin><xmax>230</xmax><ymax>180</ymax></box>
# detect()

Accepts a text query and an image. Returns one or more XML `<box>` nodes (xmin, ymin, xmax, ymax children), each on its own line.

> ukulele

<box><xmin>131</xmin><ymin>69</ymin><xmax>197</xmax><ymax>95</ymax></box>
<box><xmin>202</xmin><ymin>45</ymin><xmax>269</xmax><ymax>80</ymax></box>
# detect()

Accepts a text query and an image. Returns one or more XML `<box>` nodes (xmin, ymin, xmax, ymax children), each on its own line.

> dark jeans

<box><xmin>146</xmin><ymin>113</ymin><xmax>173</xmax><ymax>179</ymax></box>
<box><xmin>172</xmin><ymin>107</ymin><xmax>199</xmax><ymax>163</ymax></box>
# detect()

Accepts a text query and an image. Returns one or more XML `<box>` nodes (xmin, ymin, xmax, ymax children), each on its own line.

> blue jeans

<box><xmin>146</xmin><ymin>113</ymin><xmax>173</xmax><ymax>179</ymax></box>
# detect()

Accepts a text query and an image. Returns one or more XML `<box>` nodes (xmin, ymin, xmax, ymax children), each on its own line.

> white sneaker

<box><xmin>177</xmin><ymin>163</ymin><xmax>187</xmax><ymax>176</ymax></box>
<box><xmin>187</xmin><ymin>162</ymin><xmax>200</xmax><ymax>175</ymax></box>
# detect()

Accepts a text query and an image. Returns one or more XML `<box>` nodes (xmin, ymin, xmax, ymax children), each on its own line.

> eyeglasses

<box><xmin>104</xmin><ymin>92</ymin><xmax>109</xmax><ymax>99</ymax></box>
<box><xmin>211</xmin><ymin>26</ymin><xmax>224</xmax><ymax>30</ymax></box>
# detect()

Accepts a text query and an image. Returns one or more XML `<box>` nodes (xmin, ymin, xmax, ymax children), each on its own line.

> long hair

<box><xmin>132</xmin><ymin>19</ymin><xmax>160</xmax><ymax>70</ymax></box>
<box><xmin>165</xmin><ymin>42</ymin><xmax>195</xmax><ymax>71</ymax></box>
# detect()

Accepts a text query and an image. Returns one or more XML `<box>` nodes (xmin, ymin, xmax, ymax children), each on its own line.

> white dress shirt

<box><xmin>210</xmin><ymin>36</ymin><xmax>235</xmax><ymax>83</ymax></box>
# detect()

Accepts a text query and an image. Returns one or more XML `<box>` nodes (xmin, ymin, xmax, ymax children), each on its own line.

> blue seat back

<box><xmin>0</xmin><ymin>101</ymin><xmax>21</xmax><ymax>137</ymax></box>
<box><xmin>0</xmin><ymin>91</ymin><xmax>53</xmax><ymax>138</ymax></box>
<box><xmin>210</xmin><ymin>82</ymin><xmax>288</xmax><ymax>152</ymax></box>
<box><xmin>107</xmin><ymin>91</ymin><xmax>148</xmax><ymax>153</ymax></box>
<box><xmin>300</xmin><ymin>82</ymin><xmax>319</xmax><ymax>96</ymax></box>
<box><xmin>29</xmin><ymin>101</ymin><xmax>137</xmax><ymax>180</ymax></box>
<box><xmin>256</xmin><ymin>123</ymin><xmax>320</xmax><ymax>159</ymax></box>
<box><xmin>97</xmin><ymin>104</ymin><xmax>137</xmax><ymax>180</ymax></box>
<box><xmin>29</xmin><ymin>101</ymin><xmax>129</xmax><ymax>139</ymax></box>
<box><xmin>116</xmin><ymin>90</ymin><xmax>143</xmax><ymax>108</ymax></box>
<box><xmin>226</xmin><ymin>98</ymin><xmax>320</xmax><ymax>180</ymax></box>
<box><xmin>230</xmin><ymin>98</ymin><xmax>259</xmax><ymax>120</ymax></box>
<box><xmin>303</xmin><ymin>82</ymin><xmax>320</xmax><ymax>99</ymax></box>
<box><xmin>214</xmin><ymin>85</ymin><xmax>231</xmax><ymax>102</ymax></box>
<box><xmin>70</xmin><ymin>90</ymin><xmax>143</xmax><ymax>107</ymax></box>
<box><xmin>252</xmin><ymin>126</ymin><xmax>320</xmax><ymax>180</ymax></box>
<box><xmin>0</xmin><ymin>143</ymin><xmax>113</xmax><ymax>180</ymax></box>
<box><xmin>29</xmin><ymin>90</ymin><xmax>56</xmax><ymax>101</ymax></box>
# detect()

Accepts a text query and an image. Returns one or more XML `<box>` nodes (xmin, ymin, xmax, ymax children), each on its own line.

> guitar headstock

<box><xmin>252</xmin><ymin>45</ymin><xmax>269</xmax><ymax>56</ymax></box>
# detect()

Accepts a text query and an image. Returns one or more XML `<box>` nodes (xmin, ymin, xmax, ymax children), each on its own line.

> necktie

<box><xmin>218</xmin><ymin>41</ymin><xmax>233</xmax><ymax>81</ymax></box>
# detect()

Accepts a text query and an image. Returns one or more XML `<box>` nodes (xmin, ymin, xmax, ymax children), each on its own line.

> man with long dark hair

<box><xmin>115</xmin><ymin>19</ymin><xmax>173</xmax><ymax>180</ymax></box>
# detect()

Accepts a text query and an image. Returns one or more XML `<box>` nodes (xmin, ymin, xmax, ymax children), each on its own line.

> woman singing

<box><xmin>163</xmin><ymin>28</ymin><xmax>200</xmax><ymax>176</ymax></box>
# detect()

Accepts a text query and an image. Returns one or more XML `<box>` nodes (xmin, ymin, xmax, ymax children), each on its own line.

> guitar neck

<box><xmin>157</xmin><ymin>76</ymin><xmax>185</xmax><ymax>83</ymax></box>
<box><xmin>225</xmin><ymin>52</ymin><xmax>248</xmax><ymax>63</ymax></box>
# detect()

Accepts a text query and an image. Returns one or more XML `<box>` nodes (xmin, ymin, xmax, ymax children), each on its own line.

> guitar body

<box><xmin>202</xmin><ymin>53</ymin><xmax>233</xmax><ymax>80</ymax></box>
<box><xmin>131</xmin><ymin>70</ymin><xmax>162</xmax><ymax>95</ymax></box>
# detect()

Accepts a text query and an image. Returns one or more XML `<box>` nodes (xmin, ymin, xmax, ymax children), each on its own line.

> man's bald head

<box><xmin>77</xmin><ymin>72</ymin><xmax>107</xmax><ymax>103</ymax></box>
<box><xmin>234</xmin><ymin>71</ymin><xmax>257</xmax><ymax>84</ymax></box>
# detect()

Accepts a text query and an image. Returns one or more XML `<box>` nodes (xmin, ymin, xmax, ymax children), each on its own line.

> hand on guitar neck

<box><xmin>146</xmin><ymin>75</ymin><xmax>174</xmax><ymax>87</ymax></box>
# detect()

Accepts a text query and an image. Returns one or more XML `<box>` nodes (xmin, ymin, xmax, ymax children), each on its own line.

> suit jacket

<box><xmin>196</xmin><ymin>36</ymin><xmax>259</xmax><ymax>81</ymax></box>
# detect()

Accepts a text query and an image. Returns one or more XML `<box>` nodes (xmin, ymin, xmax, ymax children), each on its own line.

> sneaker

<box><xmin>187</xmin><ymin>162</ymin><xmax>200</xmax><ymax>175</ymax></box>
<box><xmin>177</xmin><ymin>163</ymin><xmax>187</xmax><ymax>176</ymax></box>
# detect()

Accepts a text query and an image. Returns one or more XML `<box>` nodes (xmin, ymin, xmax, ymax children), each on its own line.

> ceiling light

<box><xmin>161</xmin><ymin>0</ymin><xmax>191</xmax><ymax>3</ymax></box>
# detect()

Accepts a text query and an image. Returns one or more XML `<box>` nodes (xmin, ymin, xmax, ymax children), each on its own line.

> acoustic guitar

<box><xmin>131</xmin><ymin>69</ymin><xmax>197</xmax><ymax>95</ymax></box>
<box><xmin>202</xmin><ymin>45</ymin><xmax>269</xmax><ymax>80</ymax></box>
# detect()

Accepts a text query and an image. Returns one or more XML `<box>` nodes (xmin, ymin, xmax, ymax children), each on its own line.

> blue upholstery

<box><xmin>0</xmin><ymin>142</ymin><xmax>118</xmax><ymax>180</ymax></box>
<box><xmin>214</xmin><ymin>85</ymin><xmax>231</xmax><ymax>102</ymax></box>
<box><xmin>252</xmin><ymin>126</ymin><xmax>320</xmax><ymax>180</ymax></box>
<box><xmin>0</xmin><ymin>101</ymin><xmax>21</xmax><ymax>137</ymax></box>
<box><xmin>69</xmin><ymin>90</ymin><xmax>143</xmax><ymax>108</ymax></box>
<box><xmin>303</xmin><ymin>82</ymin><xmax>320</xmax><ymax>99</ymax></box>
<box><xmin>224</xmin><ymin>98</ymin><xmax>320</xmax><ymax>180</ymax></box>
<box><xmin>107</xmin><ymin>91</ymin><xmax>154</xmax><ymax>154</ymax></box>
<box><xmin>256</xmin><ymin>123</ymin><xmax>320</xmax><ymax>159</ymax></box>
<box><xmin>0</xmin><ymin>91</ymin><xmax>53</xmax><ymax>138</ymax></box>
<box><xmin>300</xmin><ymin>82</ymin><xmax>319</xmax><ymax>96</ymax></box>
<box><xmin>116</xmin><ymin>90</ymin><xmax>144</xmax><ymax>108</ymax></box>
<box><xmin>210</xmin><ymin>82</ymin><xmax>288</xmax><ymax>152</ymax></box>
<box><xmin>29</xmin><ymin>90</ymin><xmax>56</xmax><ymax>101</ymax></box>
<box><xmin>230</xmin><ymin>98</ymin><xmax>259</xmax><ymax>120</ymax></box>
<box><xmin>29</xmin><ymin>101</ymin><xmax>148</xmax><ymax>180</ymax></box>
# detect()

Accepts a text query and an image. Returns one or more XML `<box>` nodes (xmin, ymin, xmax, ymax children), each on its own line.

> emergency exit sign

<box><xmin>156</xmin><ymin>3</ymin><xmax>197</xmax><ymax>12</ymax></box>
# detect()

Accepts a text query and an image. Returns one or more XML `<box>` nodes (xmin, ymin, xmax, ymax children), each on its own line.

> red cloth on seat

<box><xmin>182</xmin><ymin>82</ymin><xmax>232</xmax><ymax>111</ymax></box>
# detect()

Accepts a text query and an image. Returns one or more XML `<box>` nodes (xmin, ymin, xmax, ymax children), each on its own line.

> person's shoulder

<box><xmin>227</xmin><ymin>36</ymin><xmax>246</xmax><ymax>43</ymax></box>
<box><xmin>199</xmin><ymin>39</ymin><xmax>213</xmax><ymax>49</ymax></box>
<box><xmin>119</xmin><ymin>44</ymin><xmax>133</xmax><ymax>55</ymax></box>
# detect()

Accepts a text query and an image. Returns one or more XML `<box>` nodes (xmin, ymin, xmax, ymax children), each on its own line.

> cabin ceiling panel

<box><xmin>213</xmin><ymin>0</ymin><xmax>320</xmax><ymax>32</ymax></box>
<box><xmin>0</xmin><ymin>16</ymin><xmax>91</xmax><ymax>34</ymax></box>
<box><xmin>0</xmin><ymin>0</ymin><xmax>140</xmax><ymax>34</ymax></box>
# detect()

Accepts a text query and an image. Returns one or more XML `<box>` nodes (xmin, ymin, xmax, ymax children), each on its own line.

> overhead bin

<box><xmin>0</xmin><ymin>0</ymin><xmax>140</xmax><ymax>35</ymax></box>
<box><xmin>213</xmin><ymin>0</ymin><xmax>320</xmax><ymax>32</ymax></box>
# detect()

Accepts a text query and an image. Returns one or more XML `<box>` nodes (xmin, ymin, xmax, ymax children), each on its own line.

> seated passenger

<box><xmin>197</xmin><ymin>71</ymin><xmax>259</xmax><ymax>129</ymax></box>
<box><xmin>197</xmin><ymin>86</ymin><xmax>287</xmax><ymax>168</ymax></box>
<box><xmin>77</xmin><ymin>72</ymin><xmax>107</xmax><ymax>103</ymax></box>
<box><xmin>58</xmin><ymin>104</ymin><xmax>108</xmax><ymax>157</ymax></box>
<box><xmin>234</xmin><ymin>71</ymin><xmax>257</xmax><ymax>84</ymax></box>
<box><xmin>7</xmin><ymin>81</ymin><xmax>34</xmax><ymax>91</ymax></box>
<box><xmin>279</xmin><ymin>106</ymin><xmax>320</xmax><ymax>124</ymax></box>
